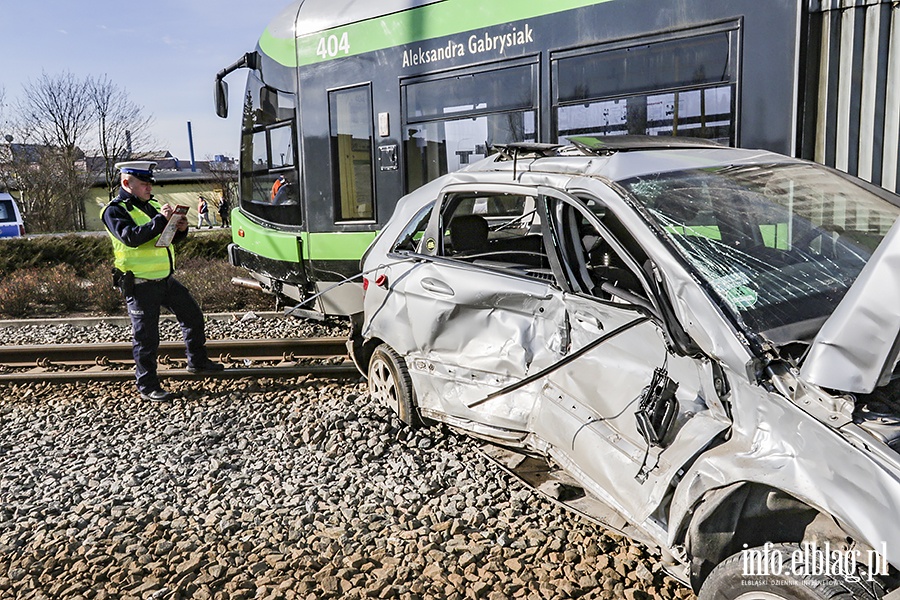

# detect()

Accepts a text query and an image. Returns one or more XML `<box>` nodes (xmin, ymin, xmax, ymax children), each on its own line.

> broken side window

<box><xmin>583</xmin><ymin>212</ymin><xmax>649</xmax><ymax>303</ymax></box>
<box><xmin>392</xmin><ymin>202</ymin><xmax>434</xmax><ymax>253</ymax></box>
<box><xmin>438</xmin><ymin>192</ymin><xmax>554</xmax><ymax>282</ymax></box>
<box><xmin>548</xmin><ymin>196</ymin><xmax>650</xmax><ymax>306</ymax></box>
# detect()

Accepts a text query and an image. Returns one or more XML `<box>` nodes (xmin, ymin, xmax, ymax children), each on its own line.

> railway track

<box><xmin>0</xmin><ymin>337</ymin><xmax>359</xmax><ymax>383</ymax></box>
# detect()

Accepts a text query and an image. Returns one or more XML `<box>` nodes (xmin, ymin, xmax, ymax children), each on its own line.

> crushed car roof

<box><xmin>387</xmin><ymin>138</ymin><xmax>900</xmax><ymax>395</ymax></box>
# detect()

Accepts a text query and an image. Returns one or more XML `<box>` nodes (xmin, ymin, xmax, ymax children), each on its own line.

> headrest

<box><xmin>449</xmin><ymin>215</ymin><xmax>489</xmax><ymax>253</ymax></box>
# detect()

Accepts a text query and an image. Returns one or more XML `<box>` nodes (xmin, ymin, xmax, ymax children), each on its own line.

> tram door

<box><xmin>329</xmin><ymin>85</ymin><xmax>376</xmax><ymax>223</ymax></box>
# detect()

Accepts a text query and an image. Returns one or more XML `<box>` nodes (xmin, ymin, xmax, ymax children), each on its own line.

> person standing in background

<box><xmin>197</xmin><ymin>195</ymin><xmax>213</xmax><ymax>228</ymax></box>
<box><xmin>218</xmin><ymin>196</ymin><xmax>231</xmax><ymax>228</ymax></box>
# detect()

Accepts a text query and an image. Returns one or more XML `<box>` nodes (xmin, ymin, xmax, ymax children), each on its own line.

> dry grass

<box><xmin>0</xmin><ymin>259</ymin><xmax>274</xmax><ymax>318</ymax></box>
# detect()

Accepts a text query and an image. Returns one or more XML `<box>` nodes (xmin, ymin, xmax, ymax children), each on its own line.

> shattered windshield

<box><xmin>620</xmin><ymin>163</ymin><xmax>900</xmax><ymax>342</ymax></box>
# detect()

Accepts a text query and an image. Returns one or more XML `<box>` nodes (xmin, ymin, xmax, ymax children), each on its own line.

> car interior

<box><xmin>441</xmin><ymin>194</ymin><xmax>552</xmax><ymax>279</ymax></box>
<box><xmin>432</xmin><ymin>191</ymin><xmax>659</xmax><ymax>305</ymax></box>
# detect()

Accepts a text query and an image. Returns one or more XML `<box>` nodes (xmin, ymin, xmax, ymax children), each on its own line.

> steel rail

<box><xmin>0</xmin><ymin>337</ymin><xmax>359</xmax><ymax>383</ymax></box>
<box><xmin>0</xmin><ymin>337</ymin><xmax>348</xmax><ymax>367</ymax></box>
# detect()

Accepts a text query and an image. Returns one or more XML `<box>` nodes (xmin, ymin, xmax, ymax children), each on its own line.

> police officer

<box><xmin>102</xmin><ymin>161</ymin><xmax>223</xmax><ymax>401</ymax></box>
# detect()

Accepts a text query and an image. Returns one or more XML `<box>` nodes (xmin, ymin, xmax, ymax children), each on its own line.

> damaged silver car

<box><xmin>349</xmin><ymin>136</ymin><xmax>900</xmax><ymax>599</ymax></box>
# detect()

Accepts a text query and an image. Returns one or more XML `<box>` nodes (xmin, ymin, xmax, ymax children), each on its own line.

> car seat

<box><xmin>449</xmin><ymin>214</ymin><xmax>489</xmax><ymax>255</ymax></box>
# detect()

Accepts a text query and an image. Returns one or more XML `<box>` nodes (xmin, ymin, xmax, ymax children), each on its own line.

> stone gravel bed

<box><xmin>0</xmin><ymin>316</ymin><xmax>695</xmax><ymax>599</ymax></box>
<box><xmin>0</xmin><ymin>312</ymin><xmax>350</xmax><ymax>346</ymax></box>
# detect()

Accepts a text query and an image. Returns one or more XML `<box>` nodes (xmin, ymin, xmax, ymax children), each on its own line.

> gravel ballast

<box><xmin>0</xmin><ymin>316</ymin><xmax>695</xmax><ymax>599</ymax></box>
<box><xmin>0</xmin><ymin>312</ymin><xmax>350</xmax><ymax>346</ymax></box>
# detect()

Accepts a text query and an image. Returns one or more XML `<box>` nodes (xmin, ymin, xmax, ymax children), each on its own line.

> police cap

<box><xmin>115</xmin><ymin>160</ymin><xmax>157</xmax><ymax>183</ymax></box>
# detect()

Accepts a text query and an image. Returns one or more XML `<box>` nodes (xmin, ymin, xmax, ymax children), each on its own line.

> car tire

<box><xmin>367</xmin><ymin>344</ymin><xmax>419</xmax><ymax>427</ymax></box>
<box><xmin>698</xmin><ymin>544</ymin><xmax>886</xmax><ymax>600</ymax></box>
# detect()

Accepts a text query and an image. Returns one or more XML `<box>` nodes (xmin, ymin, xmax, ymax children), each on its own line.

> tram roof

<box><xmin>266</xmin><ymin>0</ymin><xmax>444</xmax><ymax>41</ymax></box>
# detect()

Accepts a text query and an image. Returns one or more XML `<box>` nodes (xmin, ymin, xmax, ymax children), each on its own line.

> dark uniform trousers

<box><xmin>125</xmin><ymin>276</ymin><xmax>210</xmax><ymax>393</ymax></box>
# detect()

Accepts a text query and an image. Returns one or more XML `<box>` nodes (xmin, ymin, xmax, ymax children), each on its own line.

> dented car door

<box><xmin>530</xmin><ymin>189</ymin><xmax>731</xmax><ymax>526</ymax></box>
<box><xmin>398</xmin><ymin>184</ymin><xmax>569</xmax><ymax>439</ymax></box>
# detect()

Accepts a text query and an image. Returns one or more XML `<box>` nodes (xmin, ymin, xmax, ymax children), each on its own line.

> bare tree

<box><xmin>89</xmin><ymin>75</ymin><xmax>155</xmax><ymax>199</ymax></box>
<box><xmin>5</xmin><ymin>144</ymin><xmax>76</xmax><ymax>232</ymax></box>
<box><xmin>6</xmin><ymin>72</ymin><xmax>153</xmax><ymax>231</ymax></box>
<box><xmin>0</xmin><ymin>85</ymin><xmax>7</xmax><ymax>131</ymax></box>
<box><xmin>13</xmin><ymin>72</ymin><xmax>95</xmax><ymax>231</ymax></box>
<box><xmin>205</xmin><ymin>156</ymin><xmax>239</xmax><ymax>218</ymax></box>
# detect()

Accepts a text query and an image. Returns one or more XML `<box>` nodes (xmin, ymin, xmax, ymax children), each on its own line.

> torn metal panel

<box><xmin>800</xmin><ymin>217</ymin><xmax>900</xmax><ymax>393</ymax></box>
<box><xmin>478</xmin><ymin>442</ymin><xmax>663</xmax><ymax>549</ymax></box>
<box><xmin>411</xmin><ymin>361</ymin><xmax>543</xmax><ymax>429</ymax></box>
<box><xmin>530</xmin><ymin>293</ymin><xmax>730</xmax><ymax>526</ymax></box>
<box><xmin>669</xmin><ymin>373</ymin><xmax>900</xmax><ymax>570</ymax></box>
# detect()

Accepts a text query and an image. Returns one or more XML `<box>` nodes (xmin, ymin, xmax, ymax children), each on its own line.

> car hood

<box><xmin>799</xmin><ymin>218</ymin><xmax>900</xmax><ymax>394</ymax></box>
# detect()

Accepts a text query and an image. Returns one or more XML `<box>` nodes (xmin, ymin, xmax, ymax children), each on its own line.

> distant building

<box><xmin>0</xmin><ymin>142</ymin><xmax>238</xmax><ymax>231</ymax></box>
<box><xmin>86</xmin><ymin>153</ymin><xmax>237</xmax><ymax>230</ymax></box>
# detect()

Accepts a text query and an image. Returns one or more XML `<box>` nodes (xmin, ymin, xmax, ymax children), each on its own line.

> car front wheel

<box><xmin>698</xmin><ymin>544</ymin><xmax>887</xmax><ymax>600</ymax></box>
<box><xmin>367</xmin><ymin>344</ymin><xmax>419</xmax><ymax>427</ymax></box>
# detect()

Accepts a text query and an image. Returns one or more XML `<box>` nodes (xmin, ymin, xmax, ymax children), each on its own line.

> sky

<box><xmin>0</xmin><ymin>0</ymin><xmax>293</xmax><ymax>162</ymax></box>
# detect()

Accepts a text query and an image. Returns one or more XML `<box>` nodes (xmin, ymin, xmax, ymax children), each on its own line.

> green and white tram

<box><xmin>214</xmin><ymin>0</ymin><xmax>811</xmax><ymax>315</ymax></box>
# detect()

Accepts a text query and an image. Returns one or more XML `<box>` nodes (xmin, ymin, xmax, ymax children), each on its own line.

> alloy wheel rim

<box><xmin>369</xmin><ymin>357</ymin><xmax>399</xmax><ymax>412</ymax></box>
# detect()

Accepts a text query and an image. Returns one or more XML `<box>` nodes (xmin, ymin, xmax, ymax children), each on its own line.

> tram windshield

<box><xmin>239</xmin><ymin>72</ymin><xmax>302</xmax><ymax>226</ymax></box>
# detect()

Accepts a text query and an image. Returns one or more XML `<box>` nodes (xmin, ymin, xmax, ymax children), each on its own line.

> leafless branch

<box><xmin>89</xmin><ymin>75</ymin><xmax>156</xmax><ymax>198</ymax></box>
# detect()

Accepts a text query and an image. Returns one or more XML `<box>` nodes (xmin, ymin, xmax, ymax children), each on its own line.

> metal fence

<box><xmin>806</xmin><ymin>0</ymin><xmax>900</xmax><ymax>193</ymax></box>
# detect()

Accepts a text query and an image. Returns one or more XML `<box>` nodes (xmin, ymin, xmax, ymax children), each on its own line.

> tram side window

<box><xmin>558</xmin><ymin>87</ymin><xmax>733</xmax><ymax>144</ymax></box>
<box><xmin>554</xmin><ymin>29</ymin><xmax>737</xmax><ymax>145</ymax></box>
<box><xmin>329</xmin><ymin>86</ymin><xmax>375</xmax><ymax>222</ymax></box>
<box><xmin>403</xmin><ymin>63</ymin><xmax>538</xmax><ymax>192</ymax></box>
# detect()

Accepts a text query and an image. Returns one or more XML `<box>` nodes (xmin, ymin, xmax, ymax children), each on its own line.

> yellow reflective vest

<box><xmin>102</xmin><ymin>199</ymin><xmax>174</xmax><ymax>280</ymax></box>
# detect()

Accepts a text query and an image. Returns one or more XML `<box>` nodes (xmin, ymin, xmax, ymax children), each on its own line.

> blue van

<box><xmin>0</xmin><ymin>193</ymin><xmax>25</xmax><ymax>238</ymax></box>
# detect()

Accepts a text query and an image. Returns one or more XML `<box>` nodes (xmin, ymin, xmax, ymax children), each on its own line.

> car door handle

<box><xmin>420</xmin><ymin>277</ymin><xmax>454</xmax><ymax>296</ymax></box>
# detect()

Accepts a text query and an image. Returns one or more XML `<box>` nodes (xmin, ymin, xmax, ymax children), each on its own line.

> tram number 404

<box><xmin>317</xmin><ymin>33</ymin><xmax>351</xmax><ymax>59</ymax></box>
